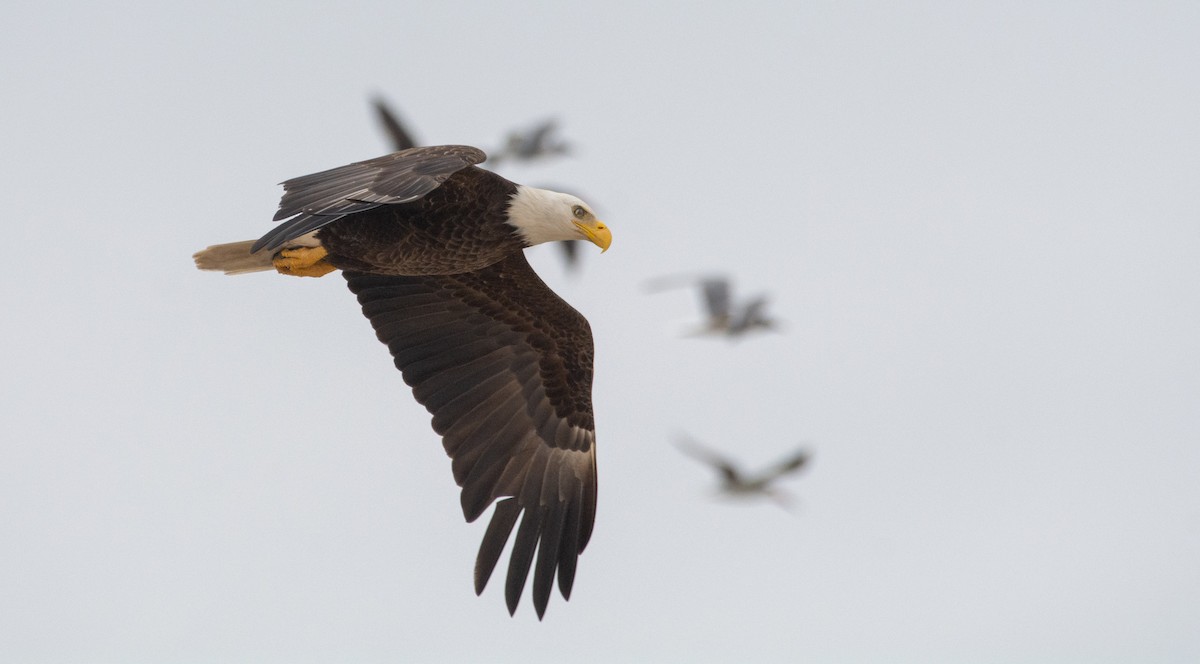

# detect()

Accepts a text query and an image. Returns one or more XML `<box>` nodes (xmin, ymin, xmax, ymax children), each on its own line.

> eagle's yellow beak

<box><xmin>574</xmin><ymin>220</ymin><xmax>612</xmax><ymax>253</ymax></box>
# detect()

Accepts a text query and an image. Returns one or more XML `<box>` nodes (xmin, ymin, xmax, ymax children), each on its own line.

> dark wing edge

<box><xmin>344</xmin><ymin>252</ymin><xmax>598</xmax><ymax>619</ymax></box>
<box><xmin>760</xmin><ymin>448</ymin><xmax>811</xmax><ymax>482</ymax></box>
<box><xmin>251</xmin><ymin>145</ymin><xmax>486</xmax><ymax>254</ymax></box>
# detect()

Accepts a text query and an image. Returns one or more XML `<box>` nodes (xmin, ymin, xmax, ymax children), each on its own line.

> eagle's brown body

<box><xmin>321</xmin><ymin>167</ymin><xmax>526</xmax><ymax>275</ymax></box>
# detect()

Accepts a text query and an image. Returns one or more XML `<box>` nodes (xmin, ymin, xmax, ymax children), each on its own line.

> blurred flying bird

<box><xmin>675</xmin><ymin>435</ymin><xmax>811</xmax><ymax>511</ymax></box>
<box><xmin>490</xmin><ymin>118</ymin><xmax>571</xmax><ymax>165</ymax></box>
<box><xmin>646</xmin><ymin>274</ymin><xmax>780</xmax><ymax>338</ymax></box>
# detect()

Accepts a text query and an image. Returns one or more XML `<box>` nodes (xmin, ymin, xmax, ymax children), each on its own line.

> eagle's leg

<box><xmin>273</xmin><ymin>246</ymin><xmax>335</xmax><ymax>278</ymax></box>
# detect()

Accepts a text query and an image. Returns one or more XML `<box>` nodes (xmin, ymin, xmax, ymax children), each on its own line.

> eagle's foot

<box><xmin>273</xmin><ymin>246</ymin><xmax>335</xmax><ymax>278</ymax></box>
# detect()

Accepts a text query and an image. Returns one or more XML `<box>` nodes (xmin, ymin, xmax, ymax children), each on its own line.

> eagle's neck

<box><xmin>506</xmin><ymin>185</ymin><xmax>576</xmax><ymax>246</ymax></box>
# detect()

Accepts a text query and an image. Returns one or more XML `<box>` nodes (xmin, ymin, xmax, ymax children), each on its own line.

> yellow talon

<box><xmin>273</xmin><ymin>246</ymin><xmax>335</xmax><ymax>278</ymax></box>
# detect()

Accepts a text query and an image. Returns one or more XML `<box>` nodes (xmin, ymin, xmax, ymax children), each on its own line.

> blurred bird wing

<box><xmin>732</xmin><ymin>296</ymin><xmax>772</xmax><ymax>330</ymax></box>
<box><xmin>527</xmin><ymin>119</ymin><xmax>557</xmax><ymax>146</ymax></box>
<box><xmin>758</xmin><ymin>448</ymin><xmax>811</xmax><ymax>482</ymax></box>
<box><xmin>674</xmin><ymin>436</ymin><xmax>742</xmax><ymax>483</ymax></box>
<box><xmin>372</xmin><ymin>97</ymin><xmax>419</xmax><ymax>151</ymax></box>
<box><xmin>701</xmin><ymin>278</ymin><xmax>732</xmax><ymax>320</ymax></box>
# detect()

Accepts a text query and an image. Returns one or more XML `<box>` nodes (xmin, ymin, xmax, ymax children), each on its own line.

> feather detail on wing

<box><xmin>344</xmin><ymin>252</ymin><xmax>597</xmax><ymax>618</ymax></box>
<box><xmin>252</xmin><ymin>145</ymin><xmax>486</xmax><ymax>253</ymax></box>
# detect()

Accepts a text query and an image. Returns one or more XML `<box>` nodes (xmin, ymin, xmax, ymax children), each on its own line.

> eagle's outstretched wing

<box><xmin>345</xmin><ymin>251</ymin><xmax>597</xmax><ymax>618</ymax></box>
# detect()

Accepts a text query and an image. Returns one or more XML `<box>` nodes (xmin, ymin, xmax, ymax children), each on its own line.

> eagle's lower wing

<box><xmin>345</xmin><ymin>252</ymin><xmax>598</xmax><ymax>618</ymax></box>
<box><xmin>252</xmin><ymin>145</ymin><xmax>486</xmax><ymax>253</ymax></box>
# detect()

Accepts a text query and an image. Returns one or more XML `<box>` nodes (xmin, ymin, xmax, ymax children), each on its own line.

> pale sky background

<box><xmin>2</xmin><ymin>2</ymin><xmax>1198</xmax><ymax>662</ymax></box>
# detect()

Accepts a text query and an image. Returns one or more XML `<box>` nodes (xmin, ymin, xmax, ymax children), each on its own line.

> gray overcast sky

<box><xmin>2</xmin><ymin>2</ymin><xmax>1198</xmax><ymax>662</ymax></box>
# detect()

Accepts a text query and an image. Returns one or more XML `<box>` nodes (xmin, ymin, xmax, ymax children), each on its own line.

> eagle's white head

<box><xmin>507</xmin><ymin>185</ymin><xmax>612</xmax><ymax>251</ymax></box>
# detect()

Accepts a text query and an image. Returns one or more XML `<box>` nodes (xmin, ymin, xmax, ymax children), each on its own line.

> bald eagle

<box><xmin>369</xmin><ymin>97</ymin><xmax>585</xmax><ymax>272</ymax></box>
<box><xmin>194</xmin><ymin>145</ymin><xmax>611</xmax><ymax>618</ymax></box>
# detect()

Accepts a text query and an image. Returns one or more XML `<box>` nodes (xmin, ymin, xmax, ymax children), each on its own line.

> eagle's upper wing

<box><xmin>345</xmin><ymin>252</ymin><xmax>598</xmax><ymax>619</ymax></box>
<box><xmin>251</xmin><ymin>145</ymin><xmax>485</xmax><ymax>253</ymax></box>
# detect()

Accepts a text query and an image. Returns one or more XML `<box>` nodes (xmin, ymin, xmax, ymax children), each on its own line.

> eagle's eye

<box><xmin>572</xmin><ymin>205</ymin><xmax>587</xmax><ymax>219</ymax></box>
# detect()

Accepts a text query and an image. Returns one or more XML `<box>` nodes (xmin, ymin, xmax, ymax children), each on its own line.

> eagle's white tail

<box><xmin>193</xmin><ymin>240</ymin><xmax>273</xmax><ymax>275</ymax></box>
<box><xmin>193</xmin><ymin>233</ymin><xmax>321</xmax><ymax>275</ymax></box>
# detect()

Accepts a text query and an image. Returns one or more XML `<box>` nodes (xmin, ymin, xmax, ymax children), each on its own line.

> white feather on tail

<box><xmin>193</xmin><ymin>233</ymin><xmax>320</xmax><ymax>275</ymax></box>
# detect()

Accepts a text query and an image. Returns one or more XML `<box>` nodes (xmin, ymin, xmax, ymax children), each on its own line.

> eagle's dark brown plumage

<box><xmin>318</xmin><ymin>165</ymin><xmax>528</xmax><ymax>276</ymax></box>
<box><xmin>346</xmin><ymin>253</ymin><xmax>597</xmax><ymax>616</ymax></box>
<box><xmin>194</xmin><ymin>145</ymin><xmax>610</xmax><ymax>618</ymax></box>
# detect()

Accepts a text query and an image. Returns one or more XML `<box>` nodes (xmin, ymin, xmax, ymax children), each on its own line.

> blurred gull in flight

<box><xmin>646</xmin><ymin>273</ymin><xmax>780</xmax><ymax>338</ymax></box>
<box><xmin>674</xmin><ymin>435</ymin><xmax>811</xmax><ymax>511</ymax></box>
